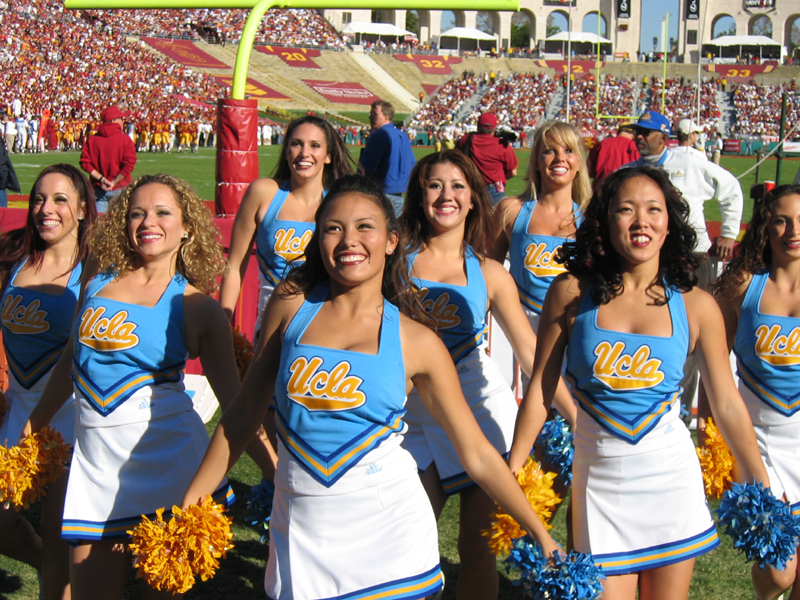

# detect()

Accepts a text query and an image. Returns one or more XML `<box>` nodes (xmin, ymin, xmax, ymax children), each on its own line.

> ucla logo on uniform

<box><xmin>417</xmin><ymin>288</ymin><xmax>461</xmax><ymax>329</ymax></box>
<box><xmin>524</xmin><ymin>242</ymin><xmax>567</xmax><ymax>278</ymax></box>
<box><xmin>592</xmin><ymin>341</ymin><xmax>665</xmax><ymax>390</ymax></box>
<box><xmin>274</xmin><ymin>228</ymin><xmax>313</xmax><ymax>262</ymax></box>
<box><xmin>287</xmin><ymin>356</ymin><xmax>366</xmax><ymax>411</ymax></box>
<box><xmin>78</xmin><ymin>307</ymin><xmax>139</xmax><ymax>351</ymax></box>
<box><xmin>755</xmin><ymin>324</ymin><xmax>800</xmax><ymax>366</ymax></box>
<box><xmin>2</xmin><ymin>295</ymin><xmax>50</xmax><ymax>334</ymax></box>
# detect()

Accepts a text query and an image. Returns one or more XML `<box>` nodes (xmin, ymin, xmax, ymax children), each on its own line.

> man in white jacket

<box><xmin>623</xmin><ymin>110</ymin><xmax>743</xmax><ymax>424</ymax></box>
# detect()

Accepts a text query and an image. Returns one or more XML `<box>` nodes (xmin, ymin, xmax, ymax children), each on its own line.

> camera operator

<box><xmin>457</xmin><ymin>112</ymin><xmax>518</xmax><ymax>204</ymax></box>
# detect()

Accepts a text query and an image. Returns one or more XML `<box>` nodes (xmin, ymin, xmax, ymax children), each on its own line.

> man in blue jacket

<box><xmin>358</xmin><ymin>100</ymin><xmax>416</xmax><ymax>215</ymax></box>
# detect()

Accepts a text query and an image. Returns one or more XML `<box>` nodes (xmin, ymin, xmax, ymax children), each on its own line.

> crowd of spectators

<box><xmin>406</xmin><ymin>72</ymin><xmax>479</xmax><ymax>132</ymax></box>
<box><xmin>646</xmin><ymin>77</ymin><xmax>720</xmax><ymax>134</ymax></box>
<box><xmin>465</xmin><ymin>72</ymin><xmax>557</xmax><ymax>133</ymax></box>
<box><xmin>561</xmin><ymin>74</ymin><xmax>643</xmax><ymax>135</ymax></box>
<box><xmin>2</xmin><ymin>0</ymin><xmax>230</xmax><ymax>138</ymax></box>
<box><xmin>84</xmin><ymin>6</ymin><xmax>346</xmax><ymax>48</ymax></box>
<box><xmin>730</xmin><ymin>81</ymin><xmax>800</xmax><ymax>138</ymax></box>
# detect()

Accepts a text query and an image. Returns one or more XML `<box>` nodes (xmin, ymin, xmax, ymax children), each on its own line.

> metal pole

<box><xmin>696</xmin><ymin>0</ymin><xmax>708</xmax><ymax>124</ymax></box>
<box><xmin>776</xmin><ymin>91</ymin><xmax>787</xmax><ymax>185</ymax></box>
<box><xmin>566</xmin><ymin>1</ymin><xmax>572</xmax><ymax>122</ymax></box>
<box><xmin>661</xmin><ymin>14</ymin><xmax>668</xmax><ymax>113</ymax></box>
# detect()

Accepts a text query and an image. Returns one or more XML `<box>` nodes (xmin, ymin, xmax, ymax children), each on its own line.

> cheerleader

<box><xmin>399</xmin><ymin>150</ymin><xmax>542</xmax><ymax>600</ymax></box>
<box><xmin>0</xmin><ymin>164</ymin><xmax>96</xmax><ymax>600</ymax></box>
<box><xmin>219</xmin><ymin>115</ymin><xmax>354</xmax><ymax>338</ymax></box>
<box><xmin>25</xmin><ymin>175</ymin><xmax>242</xmax><ymax>600</ymax></box>
<box><xmin>183</xmin><ymin>174</ymin><xmax>560</xmax><ymax>600</ymax></box>
<box><xmin>713</xmin><ymin>184</ymin><xmax>800</xmax><ymax>600</ymax></box>
<box><xmin>492</xmin><ymin>121</ymin><xmax>591</xmax><ymax>459</ymax></box>
<box><xmin>510</xmin><ymin>165</ymin><xmax>769</xmax><ymax>600</ymax></box>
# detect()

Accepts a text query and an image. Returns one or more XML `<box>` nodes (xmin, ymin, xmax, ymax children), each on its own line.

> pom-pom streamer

<box><xmin>231</xmin><ymin>325</ymin><xmax>254</xmax><ymax>381</ymax></box>
<box><xmin>128</xmin><ymin>496</ymin><xmax>234</xmax><ymax>594</ymax></box>
<box><xmin>0</xmin><ymin>426</ymin><xmax>70</xmax><ymax>508</ymax></box>
<box><xmin>536</xmin><ymin>414</ymin><xmax>574</xmax><ymax>484</ymax></box>
<box><xmin>716</xmin><ymin>482</ymin><xmax>800</xmax><ymax>571</ymax></box>
<box><xmin>504</xmin><ymin>537</ymin><xmax>606</xmax><ymax>600</ymax></box>
<box><xmin>246</xmin><ymin>478</ymin><xmax>275</xmax><ymax>543</ymax></box>
<box><xmin>696</xmin><ymin>417</ymin><xmax>736</xmax><ymax>500</ymax></box>
<box><xmin>484</xmin><ymin>458</ymin><xmax>562</xmax><ymax>556</ymax></box>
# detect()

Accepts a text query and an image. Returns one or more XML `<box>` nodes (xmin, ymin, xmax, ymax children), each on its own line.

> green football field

<box><xmin>0</xmin><ymin>146</ymin><xmax>795</xmax><ymax>599</ymax></box>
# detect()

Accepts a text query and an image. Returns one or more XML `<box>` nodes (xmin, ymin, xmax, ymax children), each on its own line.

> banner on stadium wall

<box><xmin>617</xmin><ymin>0</ymin><xmax>630</xmax><ymax>19</ymax></box>
<box><xmin>744</xmin><ymin>0</ymin><xmax>774</xmax><ymax>7</ymax></box>
<box><xmin>394</xmin><ymin>54</ymin><xmax>462</xmax><ymax>75</ymax></box>
<box><xmin>302</xmin><ymin>80</ymin><xmax>380</xmax><ymax>105</ymax></box>
<box><xmin>213</xmin><ymin>76</ymin><xmax>290</xmax><ymax>100</ymax></box>
<box><xmin>534</xmin><ymin>60</ymin><xmax>602</xmax><ymax>79</ymax></box>
<box><xmin>256</xmin><ymin>46</ymin><xmax>322</xmax><ymax>69</ymax></box>
<box><xmin>784</xmin><ymin>141</ymin><xmax>800</xmax><ymax>154</ymax></box>
<box><xmin>143</xmin><ymin>38</ymin><xmax>230</xmax><ymax>69</ymax></box>
<box><xmin>705</xmin><ymin>64</ymin><xmax>776</xmax><ymax>78</ymax></box>
<box><xmin>686</xmin><ymin>0</ymin><xmax>700</xmax><ymax>20</ymax></box>
<box><xmin>724</xmin><ymin>139</ymin><xmax>741</xmax><ymax>153</ymax></box>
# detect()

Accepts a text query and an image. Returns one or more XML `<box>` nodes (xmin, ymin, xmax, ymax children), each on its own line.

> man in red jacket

<box><xmin>80</xmin><ymin>105</ymin><xmax>137</xmax><ymax>212</ymax></box>
<box><xmin>587</xmin><ymin>122</ymin><xmax>639</xmax><ymax>189</ymax></box>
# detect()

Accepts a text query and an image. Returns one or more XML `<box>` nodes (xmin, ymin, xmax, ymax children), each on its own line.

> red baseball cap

<box><xmin>100</xmin><ymin>106</ymin><xmax>130</xmax><ymax>122</ymax></box>
<box><xmin>478</xmin><ymin>113</ymin><xmax>498</xmax><ymax>128</ymax></box>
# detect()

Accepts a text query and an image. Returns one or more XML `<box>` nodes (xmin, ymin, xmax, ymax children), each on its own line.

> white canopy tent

<box><xmin>435</xmin><ymin>27</ymin><xmax>496</xmax><ymax>53</ymax></box>
<box><xmin>342</xmin><ymin>22</ymin><xmax>416</xmax><ymax>44</ymax></box>
<box><xmin>703</xmin><ymin>35</ymin><xmax>782</xmax><ymax>60</ymax></box>
<box><xmin>544</xmin><ymin>31</ymin><xmax>612</xmax><ymax>55</ymax></box>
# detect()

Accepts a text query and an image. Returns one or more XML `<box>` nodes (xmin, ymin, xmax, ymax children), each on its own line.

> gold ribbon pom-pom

<box><xmin>231</xmin><ymin>326</ymin><xmax>254</xmax><ymax>381</ymax></box>
<box><xmin>129</xmin><ymin>496</ymin><xmax>234</xmax><ymax>594</ymax></box>
<box><xmin>0</xmin><ymin>426</ymin><xmax>71</xmax><ymax>509</ymax></box>
<box><xmin>696</xmin><ymin>417</ymin><xmax>737</xmax><ymax>500</ymax></box>
<box><xmin>484</xmin><ymin>458</ymin><xmax>563</xmax><ymax>556</ymax></box>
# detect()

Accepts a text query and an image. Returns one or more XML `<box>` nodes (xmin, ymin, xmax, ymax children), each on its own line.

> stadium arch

<box><xmin>749</xmin><ymin>13</ymin><xmax>773</xmax><ymax>37</ymax></box>
<box><xmin>513</xmin><ymin>9</ymin><xmax>535</xmax><ymax>49</ymax></box>
<box><xmin>582</xmin><ymin>11</ymin><xmax>607</xmax><ymax>38</ymax></box>
<box><xmin>712</xmin><ymin>14</ymin><xmax>738</xmax><ymax>39</ymax></box>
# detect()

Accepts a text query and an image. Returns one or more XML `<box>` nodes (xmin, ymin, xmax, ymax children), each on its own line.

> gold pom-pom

<box><xmin>696</xmin><ymin>417</ymin><xmax>737</xmax><ymax>500</ymax></box>
<box><xmin>231</xmin><ymin>326</ymin><xmax>254</xmax><ymax>381</ymax></box>
<box><xmin>129</xmin><ymin>496</ymin><xmax>234</xmax><ymax>594</ymax></box>
<box><xmin>484</xmin><ymin>458</ymin><xmax>563</xmax><ymax>556</ymax></box>
<box><xmin>0</xmin><ymin>426</ymin><xmax>70</xmax><ymax>508</ymax></box>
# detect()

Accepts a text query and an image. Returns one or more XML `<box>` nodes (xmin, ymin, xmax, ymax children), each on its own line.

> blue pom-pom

<box><xmin>504</xmin><ymin>537</ymin><xmax>605</xmax><ymax>600</ymax></box>
<box><xmin>715</xmin><ymin>482</ymin><xmax>800</xmax><ymax>570</ymax></box>
<box><xmin>535</xmin><ymin>414</ymin><xmax>574</xmax><ymax>485</ymax></box>
<box><xmin>245</xmin><ymin>478</ymin><xmax>275</xmax><ymax>543</ymax></box>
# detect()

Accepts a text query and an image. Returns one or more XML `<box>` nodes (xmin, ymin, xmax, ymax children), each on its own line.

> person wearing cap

<box><xmin>79</xmin><ymin>105</ymin><xmax>137</xmax><ymax>212</ymax></box>
<box><xmin>623</xmin><ymin>109</ymin><xmax>743</xmax><ymax>425</ymax></box>
<box><xmin>357</xmin><ymin>100</ymin><xmax>416</xmax><ymax>216</ymax></box>
<box><xmin>674</xmin><ymin>119</ymin><xmax>707</xmax><ymax>160</ymax></box>
<box><xmin>587</xmin><ymin>122</ymin><xmax>640</xmax><ymax>189</ymax></box>
<box><xmin>457</xmin><ymin>112</ymin><xmax>518</xmax><ymax>204</ymax></box>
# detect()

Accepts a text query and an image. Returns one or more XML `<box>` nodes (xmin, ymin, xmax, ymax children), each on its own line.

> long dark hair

<box><xmin>284</xmin><ymin>174</ymin><xmax>429</xmax><ymax>323</ymax></box>
<box><xmin>0</xmin><ymin>163</ymin><xmax>97</xmax><ymax>287</ymax></box>
<box><xmin>272</xmin><ymin>116</ymin><xmax>354</xmax><ymax>189</ymax></box>
<box><xmin>560</xmin><ymin>165</ymin><xmax>699</xmax><ymax>305</ymax></box>
<box><xmin>715</xmin><ymin>184</ymin><xmax>800</xmax><ymax>299</ymax></box>
<box><xmin>401</xmin><ymin>149</ymin><xmax>494</xmax><ymax>259</ymax></box>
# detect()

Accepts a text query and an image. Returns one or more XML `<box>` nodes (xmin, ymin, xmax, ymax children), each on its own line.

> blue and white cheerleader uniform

<box><xmin>734</xmin><ymin>271</ymin><xmax>800</xmax><ymax>516</ymax></box>
<box><xmin>0</xmin><ymin>259</ymin><xmax>80</xmax><ymax>446</ymax></box>
<box><xmin>402</xmin><ymin>247</ymin><xmax>518</xmax><ymax>495</ymax></box>
<box><xmin>61</xmin><ymin>273</ymin><xmax>233</xmax><ymax>541</ymax></box>
<box><xmin>268</xmin><ymin>284</ymin><xmax>442</xmax><ymax>600</ymax></box>
<box><xmin>566</xmin><ymin>287</ymin><xmax>719</xmax><ymax>575</ymax></box>
<box><xmin>254</xmin><ymin>181</ymin><xmax>315</xmax><ymax>333</ymax></box>
<box><xmin>508</xmin><ymin>198</ymin><xmax>578</xmax><ymax>324</ymax></box>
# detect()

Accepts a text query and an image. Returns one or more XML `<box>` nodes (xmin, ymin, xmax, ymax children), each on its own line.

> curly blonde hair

<box><xmin>90</xmin><ymin>174</ymin><xmax>227</xmax><ymax>293</ymax></box>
